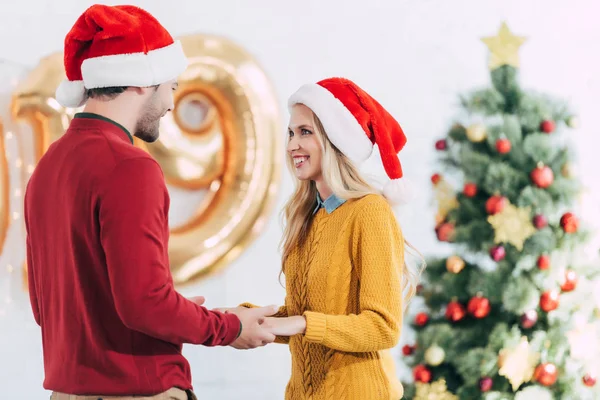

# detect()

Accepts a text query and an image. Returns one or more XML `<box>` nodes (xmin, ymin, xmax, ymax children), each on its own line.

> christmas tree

<box><xmin>402</xmin><ymin>22</ymin><xmax>600</xmax><ymax>400</ymax></box>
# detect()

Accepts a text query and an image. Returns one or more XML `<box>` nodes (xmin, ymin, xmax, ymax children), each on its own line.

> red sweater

<box><xmin>24</xmin><ymin>113</ymin><xmax>241</xmax><ymax>396</ymax></box>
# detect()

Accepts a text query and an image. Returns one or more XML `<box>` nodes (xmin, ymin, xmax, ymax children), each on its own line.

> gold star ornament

<box><xmin>481</xmin><ymin>22</ymin><xmax>527</xmax><ymax>70</ymax></box>
<box><xmin>434</xmin><ymin>178</ymin><xmax>459</xmax><ymax>223</ymax></box>
<box><xmin>487</xmin><ymin>202</ymin><xmax>536</xmax><ymax>251</ymax></box>
<box><xmin>415</xmin><ymin>379</ymin><xmax>458</xmax><ymax>400</ymax></box>
<box><xmin>498</xmin><ymin>336</ymin><xmax>540</xmax><ymax>391</ymax></box>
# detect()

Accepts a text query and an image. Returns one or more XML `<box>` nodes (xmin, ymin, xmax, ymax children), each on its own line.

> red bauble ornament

<box><xmin>415</xmin><ymin>312</ymin><xmax>429</xmax><ymax>327</ymax></box>
<box><xmin>495</xmin><ymin>138</ymin><xmax>511</xmax><ymax>154</ymax></box>
<box><xmin>413</xmin><ymin>364</ymin><xmax>432</xmax><ymax>383</ymax></box>
<box><xmin>560</xmin><ymin>212</ymin><xmax>579</xmax><ymax>233</ymax></box>
<box><xmin>416</xmin><ymin>284</ymin><xmax>424</xmax><ymax>294</ymax></box>
<box><xmin>540</xmin><ymin>290</ymin><xmax>560</xmax><ymax>312</ymax></box>
<box><xmin>467</xmin><ymin>295</ymin><xmax>491</xmax><ymax>318</ymax></box>
<box><xmin>537</xmin><ymin>255</ymin><xmax>551</xmax><ymax>270</ymax></box>
<box><xmin>431</xmin><ymin>173</ymin><xmax>441</xmax><ymax>185</ymax></box>
<box><xmin>561</xmin><ymin>270</ymin><xmax>578</xmax><ymax>292</ymax></box>
<box><xmin>402</xmin><ymin>344</ymin><xmax>415</xmax><ymax>356</ymax></box>
<box><xmin>445</xmin><ymin>300</ymin><xmax>466</xmax><ymax>322</ymax></box>
<box><xmin>534</xmin><ymin>363</ymin><xmax>558</xmax><ymax>386</ymax></box>
<box><xmin>435</xmin><ymin>139</ymin><xmax>447</xmax><ymax>150</ymax></box>
<box><xmin>490</xmin><ymin>245</ymin><xmax>506</xmax><ymax>262</ymax></box>
<box><xmin>533</xmin><ymin>214</ymin><xmax>548</xmax><ymax>229</ymax></box>
<box><xmin>479</xmin><ymin>377</ymin><xmax>493</xmax><ymax>392</ymax></box>
<box><xmin>583</xmin><ymin>374</ymin><xmax>597</xmax><ymax>387</ymax></box>
<box><xmin>486</xmin><ymin>195</ymin><xmax>507</xmax><ymax>215</ymax></box>
<box><xmin>436</xmin><ymin>222</ymin><xmax>455</xmax><ymax>242</ymax></box>
<box><xmin>531</xmin><ymin>164</ymin><xmax>554</xmax><ymax>188</ymax></box>
<box><xmin>463</xmin><ymin>182</ymin><xmax>478</xmax><ymax>198</ymax></box>
<box><xmin>540</xmin><ymin>120</ymin><xmax>556</xmax><ymax>133</ymax></box>
<box><xmin>520</xmin><ymin>309</ymin><xmax>538</xmax><ymax>329</ymax></box>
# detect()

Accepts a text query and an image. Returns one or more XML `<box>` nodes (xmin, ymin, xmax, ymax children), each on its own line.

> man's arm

<box><xmin>98</xmin><ymin>156</ymin><xmax>241</xmax><ymax>346</ymax></box>
<box><xmin>26</xmin><ymin>235</ymin><xmax>41</xmax><ymax>326</ymax></box>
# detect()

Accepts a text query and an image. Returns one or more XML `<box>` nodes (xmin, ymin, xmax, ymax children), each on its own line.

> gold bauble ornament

<box><xmin>466</xmin><ymin>123</ymin><xmax>487</xmax><ymax>142</ymax></box>
<box><xmin>446</xmin><ymin>255</ymin><xmax>465</xmax><ymax>274</ymax></box>
<box><xmin>11</xmin><ymin>34</ymin><xmax>282</xmax><ymax>287</ymax></box>
<box><xmin>561</xmin><ymin>163</ymin><xmax>573</xmax><ymax>178</ymax></box>
<box><xmin>498</xmin><ymin>336</ymin><xmax>540</xmax><ymax>391</ymax></box>
<box><xmin>481</xmin><ymin>21</ymin><xmax>527</xmax><ymax>70</ymax></box>
<box><xmin>414</xmin><ymin>379</ymin><xmax>458</xmax><ymax>400</ymax></box>
<box><xmin>425</xmin><ymin>344</ymin><xmax>446</xmax><ymax>366</ymax></box>
<box><xmin>567</xmin><ymin>116</ymin><xmax>579</xmax><ymax>128</ymax></box>
<box><xmin>487</xmin><ymin>202</ymin><xmax>536</xmax><ymax>251</ymax></box>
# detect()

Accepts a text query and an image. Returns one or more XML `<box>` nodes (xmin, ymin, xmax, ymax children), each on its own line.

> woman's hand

<box><xmin>262</xmin><ymin>316</ymin><xmax>306</xmax><ymax>336</ymax></box>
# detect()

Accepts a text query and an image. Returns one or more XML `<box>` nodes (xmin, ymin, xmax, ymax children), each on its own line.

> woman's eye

<box><xmin>301</xmin><ymin>129</ymin><xmax>312</xmax><ymax>135</ymax></box>
<box><xmin>288</xmin><ymin>130</ymin><xmax>294</xmax><ymax>138</ymax></box>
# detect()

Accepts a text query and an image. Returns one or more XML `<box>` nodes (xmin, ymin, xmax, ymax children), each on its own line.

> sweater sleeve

<box><xmin>98</xmin><ymin>156</ymin><xmax>241</xmax><ymax>346</ymax></box>
<box><xmin>303</xmin><ymin>198</ymin><xmax>404</xmax><ymax>352</ymax></box>
<box><xmin>25</xmin><ymin>234</ymin><xmax>41</xmax><ymax>326</ymax></box>
<box><xmin>239</xmin><ymin>302</ymin><xmax>289</xmax><ymax>344</ymax></box>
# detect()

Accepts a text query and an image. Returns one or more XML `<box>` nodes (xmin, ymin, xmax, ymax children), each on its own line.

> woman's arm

<box><xmin>273</xmin><ymin>199</ymin><xmax>404</xmax><ymax>352</ymax></box>
<box><xmin>232</xmin><ymin>303</ymin><xmax>290</xmax><ymax>344</ymax></box>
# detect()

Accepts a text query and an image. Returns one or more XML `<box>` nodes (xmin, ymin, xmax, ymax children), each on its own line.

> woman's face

<box><xmin>287</xmin><ymin>104</ymin><xmax>323</xmax><ymax>182</ymax></box>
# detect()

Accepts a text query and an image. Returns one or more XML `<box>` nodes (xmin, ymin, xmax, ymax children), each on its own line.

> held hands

<box><xmin>226</xmin><ymin>305</ymin><xmax>279</xmax><ymax>349</ymax></box>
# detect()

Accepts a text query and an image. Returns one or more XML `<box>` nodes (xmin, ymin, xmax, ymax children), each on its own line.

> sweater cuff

<box><xmin>303</xmin><ymin>311</ymin><xmax>327</xmax><ymax>344</ymax></box>
<box><xmin>221</xmin><ymin>312</ymin><xmax>242</xmax><ymax>346</ymax></box>
<box><xmin>238</xmin><ymin>302</ymin><xmax>257</xmax><ymax>308</ymax></box>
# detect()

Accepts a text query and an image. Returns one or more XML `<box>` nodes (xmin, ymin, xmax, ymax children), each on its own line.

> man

<box><xmin>24</xmin><ymin>5</ymin><xmax>276</xmax><ymax>400</ymax></box>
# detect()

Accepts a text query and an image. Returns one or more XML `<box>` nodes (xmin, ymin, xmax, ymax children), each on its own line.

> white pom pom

<box><xmin>55</xmin><ymin>79</ymin><xmax>88</xmax><ymax>108</ymax></box>
<box><xmin>383</xmin><ymin>177</ymin><xmax>416</xmax><ymax>206</ymax></box>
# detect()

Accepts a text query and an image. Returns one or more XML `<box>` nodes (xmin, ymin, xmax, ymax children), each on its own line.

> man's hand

<box><xmin>228</xmin><ymin>305</ymin><xmax>278</xmax><ymax>349</ymax></box>
<box><xmin>262</xmin><ymin>316</ymin><xmax>306</xmax><ymax>336</ymax></box>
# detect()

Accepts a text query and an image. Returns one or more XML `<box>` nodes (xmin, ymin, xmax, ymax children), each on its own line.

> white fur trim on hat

<box><xmin>82</xmin><ymin>40</ymin><xmax>188</xmax><ymax>88</ymax></box>
<box><xmin>55</xmin><ymin>40</ymin><xmax>188</xmax><ymax>108</ymax></box>
<box><xmin>288</xmin><ymin>83</ymin><xmax>373</xmax><ymax>164</ymax></box>
<box><xmin>55</xmin><ymin>79</ymin><xmax>88</xmax><ymax>108</ymax></box>
<box><xmin>383</xmin><ymin>177</ymin><xmax>416</xmax><ymax>206</ymax></box>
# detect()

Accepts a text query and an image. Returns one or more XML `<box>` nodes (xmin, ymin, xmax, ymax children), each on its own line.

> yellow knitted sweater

<box><xmin>243</xmin><ymin>194</ymin><xmax>405</xmax><ymax>400</ymax></box>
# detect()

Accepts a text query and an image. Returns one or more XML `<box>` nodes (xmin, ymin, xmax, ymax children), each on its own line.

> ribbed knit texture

<box><xmin>243</xmin><ymin>194</ymin><xmax>405</xmax><ymax>399</ymax></box>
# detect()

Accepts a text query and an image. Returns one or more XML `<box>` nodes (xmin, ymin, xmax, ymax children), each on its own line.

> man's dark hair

<box><xmin>86</xmin><ymin>86</ymin><xmax>129</xmax><ymax>100</ymax></box>
<box><xmin>86</xmin><ymin>85</ymin><xmax>160</xmax><ymax>100</ymax></box>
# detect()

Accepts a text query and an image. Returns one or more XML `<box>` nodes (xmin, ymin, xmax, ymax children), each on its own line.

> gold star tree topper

<box><xmin>481</xmin><ymin>22</ymin><xmax>527</xmax><ymax>70</ymax></box>
<box><xmin>498</xmin><ymin>336</ymin><xmax>540</xmax><ymax>391</ymax></box>
<box><xmin>487</xmin><ymin>202</ymin><xmax>536</xmax><ymax>251</ymax></box>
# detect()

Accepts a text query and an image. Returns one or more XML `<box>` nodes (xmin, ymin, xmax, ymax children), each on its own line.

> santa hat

<box><xmin>288</xmin><ymin>77</ymin><xmax>415</xmax><ymax>205</ymax></box>
<box><xmin>55</xmin><ymin>4</ymin><xmax>188</xmax><ymax>108</ymax></box>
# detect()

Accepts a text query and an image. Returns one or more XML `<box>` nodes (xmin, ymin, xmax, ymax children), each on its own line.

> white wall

<box><xmin>0</xmin><ymin>1</ymin><xmax>598</xmax><ymax>399</ymax></box>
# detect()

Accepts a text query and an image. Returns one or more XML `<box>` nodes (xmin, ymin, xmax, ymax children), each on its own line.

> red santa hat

<box><xmin>55</xmin><ymin>4</ymin><xmax>188</xmax><ymax>108</ymax></box>
<box><xmin>288</xmin><ymin>77</ymin><xmax>415</xmax><ymax>205</ymax></box>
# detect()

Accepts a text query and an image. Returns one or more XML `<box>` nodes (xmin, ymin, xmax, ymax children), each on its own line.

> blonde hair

<box><xmin>280</xmin><ymin>109</ymin><xmax>425</xmax><ymax>310</ymax></box>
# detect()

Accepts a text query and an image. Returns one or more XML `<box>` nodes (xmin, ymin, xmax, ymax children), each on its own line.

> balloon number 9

<box><xmin>10</xmin><ymin>33</ymin><xmax>282</xmax><ymax>287</ymax></box>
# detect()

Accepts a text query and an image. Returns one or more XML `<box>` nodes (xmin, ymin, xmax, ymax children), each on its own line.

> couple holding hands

<box><xmin>26</xmin><ymin>4</ymin><xmax>422</xmax><ymax>400</ymax></box>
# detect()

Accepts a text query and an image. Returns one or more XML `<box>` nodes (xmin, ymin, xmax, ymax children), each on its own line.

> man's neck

<box><xmin>82</xmin><ymin>99</ymin><xmax>138</xmax><ymax>135</ymax></box>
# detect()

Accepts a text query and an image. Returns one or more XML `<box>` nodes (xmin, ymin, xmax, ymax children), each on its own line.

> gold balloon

<box><xmin>446</xmin><ymin>255</ymin><xmax>465</xmax><ymax>274</ymax></box>
<box><xmin>466</xmin><ymin>123</ymin><xmax>487</xmax><ymax>142</ymax></box>
<box><xmin>11</xmin><ymin>33</ymin><xmax>282</xmax><ymax>287</ymax></box>
<box><xmin>0</xmin><ymin>119</ymin><xmax>9</xmax><ymax>256</ymax></box>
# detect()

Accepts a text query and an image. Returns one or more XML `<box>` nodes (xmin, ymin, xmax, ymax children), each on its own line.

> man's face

<box><xmin>134</xmin><ymin>80</ymin><xmax>178</xmax><ymax>143</ymax></box>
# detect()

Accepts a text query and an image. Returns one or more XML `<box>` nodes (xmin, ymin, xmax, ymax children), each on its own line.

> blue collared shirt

<box><xmin>313</xmin><ymin>192</ymin><xmax>347</xmax><ymax>214</ymax></box>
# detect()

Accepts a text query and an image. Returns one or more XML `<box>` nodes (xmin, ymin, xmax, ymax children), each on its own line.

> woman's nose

<box><xmin>287</xmin><ymin>136</ymin><xmax>300</xmax><ymax>152</ymax></box>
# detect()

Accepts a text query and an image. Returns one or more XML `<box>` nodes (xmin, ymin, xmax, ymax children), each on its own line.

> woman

<box><xmin>238</xmin><ymin>77</ymin><xmax>423</xmax><ymax>399</ymax></box>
